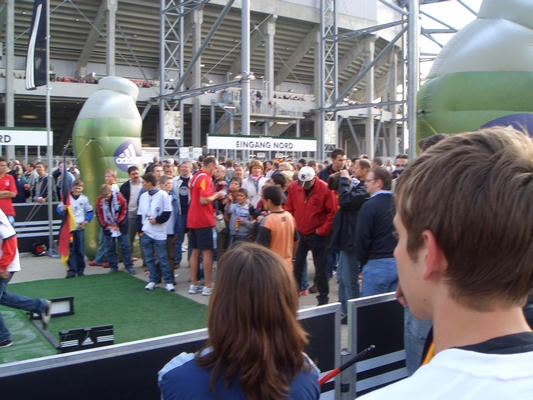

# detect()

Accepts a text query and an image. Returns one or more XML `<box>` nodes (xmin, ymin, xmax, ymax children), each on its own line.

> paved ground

<box><xmin>12</xmin><ymin>250</ymin><xmax>340</xmax><ymax>311</ymax></box>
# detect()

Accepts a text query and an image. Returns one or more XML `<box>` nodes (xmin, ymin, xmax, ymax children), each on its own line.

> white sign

<box><xmin>207</xmin><ymin>135</ymin><xmax>316</xmax><ymax>152</ymax></box>
<box><xmin>0</xmin><ymin>129</ymin><xmax>52</xmax><ymax>146</ymax></box>
<box><xmin>324</xmin><ymin>121</ymin><xmax>337</xmax><ymax>145</ymax></box>
<box><xmin>164</xmin><ymin>111</ymin><xmax>181</xmax><ymax>139</ymax></box>
<box><xmin>179</xmin><ymin>147</ymin><xmax>203</xmax><ymax>160</ymax></box>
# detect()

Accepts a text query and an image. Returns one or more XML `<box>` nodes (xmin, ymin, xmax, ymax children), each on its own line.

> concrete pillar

<box><xmin>191</xmin><ymin>9</ymin><xmax>203</xmax><ymax>147</ymax></box>
<box><xmin>365</xmin><ymin>36</ymin><xmax>377</xmax><ymax>158</ymax></box>
<box><xmin>106</xmin><ymin>0</ymin><xmax>117</xmax><ymax>76</ymax></box>
<box><xmin>262</xmin><ymin>17</ymin><xmax>276</xmax><ymax>103</ymax></box>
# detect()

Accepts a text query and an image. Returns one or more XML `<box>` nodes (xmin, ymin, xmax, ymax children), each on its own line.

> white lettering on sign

<box><xmin>207</xmin><ymin>135</ymin><xmax>316</xmax><ymax>152</ymax></box>
<box><xmin>235</xmin><ymin>140</ymin><xmax>296</xmax><ymax>149</ymax></box>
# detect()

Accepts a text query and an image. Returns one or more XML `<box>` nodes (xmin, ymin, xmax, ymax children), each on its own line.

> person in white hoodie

<box><xmin>0</xmin><ymin>209</ymin><xmax>51</xmax><ymax>348</ymax></box>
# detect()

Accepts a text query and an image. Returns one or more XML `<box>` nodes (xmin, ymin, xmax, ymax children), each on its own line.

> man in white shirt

<box><xmin>137</xmin><ymin>172</ymin><xmax>173</xmax><ymax>292</ymax></box>
<box><xmin>361</xmin><ymin>127</ymin><xmax>533</xmax><ymax>398</ymax></box>
<box><xmin>0</xmin><ymin>209</ymin><xmax>51</xmax><ymax>348</ymax></box>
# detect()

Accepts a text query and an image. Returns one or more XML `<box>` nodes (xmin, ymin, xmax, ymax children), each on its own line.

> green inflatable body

<box><xmin>72</xmin><ymin>77</ymin><xmax>143</xmax><ymax>259</ymax></box>
<box><xmin>417</xmin><ymin>0</ymin><xmax>533</xmax><ymax>140</ymax></box>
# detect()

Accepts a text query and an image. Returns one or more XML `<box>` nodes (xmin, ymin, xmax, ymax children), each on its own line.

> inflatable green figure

<box><xmin>417</xmin><ymin>0</ymin><xmax>533</xmax><ymax>140</ymax></box>
<box><xmin>72</xmin><ymin>77</ymin><xmax>143</xmax><ymax>258</ymax></box>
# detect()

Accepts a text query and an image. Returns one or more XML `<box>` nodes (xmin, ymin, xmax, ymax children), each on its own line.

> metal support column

<box><xmin>318</xmin><ymin>0</ymin><xmax>338</xmax><ymax>161</ymax></box>
<box><xmin>407</xmin><ymin>0</ymin><xmax>420</xmax><ymax>159</ymax></box>
<box><xmin>241</xmin><ymin>0</ymin><xmax>251</xmax><ymax>137</ymax></box>
<box><xmin>5</xmin><ymin>0</ymin><xmax>14</xmax><ymax>160</ymax></box>
<box><xmin>365</xmin><ymin>36</ymin><xmax>376</xmax><ymax>158</ymax></box>
<box><xmin>388</xmin><ymin>50</ymin><xmax>399</xmax><ymax>157</ymax></box>
<box><xmin>191</xmin><ymin>9</ymin><xmax>202</xmax><ymax>147</ymax></box>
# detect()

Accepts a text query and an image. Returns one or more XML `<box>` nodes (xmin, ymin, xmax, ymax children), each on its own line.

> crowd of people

<box><xmin>2</xmin><ymin>127</ymin><xmax>533</xmax><ymax>398</ymax></box>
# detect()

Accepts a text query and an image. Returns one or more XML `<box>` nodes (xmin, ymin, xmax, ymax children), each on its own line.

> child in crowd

<box><xmin>161</xmin><ymin>175</ymin><xmax>181</xmax><ymax>284</ymax></box>
<box><xmin>225</xmin><ymin>188</ymin><xmax>255</xmax><ymax>246</ymax></box>
<box><xmin>89</xmin><ymin>169</ymin><xmax>119</xmax><ymax>267</ymax></box>
<box><xmin>57</xmin><ymin>179</ymin><xmax>94</xmax><ymax>278</ymax></box>
<box><xmin>96</xmin><ymin>184</ymin><xmax>135</xmax><ymax>275</ymax></box>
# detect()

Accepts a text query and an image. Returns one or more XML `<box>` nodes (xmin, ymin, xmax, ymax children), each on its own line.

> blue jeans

<box><xmin>0</xmin><ymin>272</ymin><xmax>46</xmax><ymax>341</ymax></box>
<box><xmin>93</xmin><ymin>229</ymin><xmax>107</xmax><ymax>264</ymax></box>
<box><xmin>361</xmin><ymin>258</ymin><xmax>398</xmax><ymax>297</ymax></box>
<box><xmin>404</xmin><ymin>306</ymin><xmax>433</xmax><ymax>376</ymax></box>
<box><xmin>67</xmin><ymin>230</ymin><xmax>86</xmax><ymax>276</ymax></box>
<box><xmin>105</xmin><ymin>233</ymin><xmax>133</xmax><ymax>271</ymax></box>
<box><xmin>327</xmin><ymin>249</ymin><xmax>339</xmax><ymax>279</ymax></box>
<box><xmin>141</xmin><ymin>234</ymin><xmax>172</xmax><ymax>284</ymax></box>
<box><xmin>174</xmin><ymin>214</ymin><xmax>188</xmax><ymax>265</ymax></box>
<box><xmin>337</xmin><ymin>251</ymin><xmax>360</xmax><ymax>314</ymax></box>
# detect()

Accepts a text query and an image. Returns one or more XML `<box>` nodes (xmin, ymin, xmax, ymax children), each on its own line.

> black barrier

<box><xmin>348</xmin><ymin>293</ymin><xmax>407</xmax><ymax>398</ymax></box>
<box><xmin>13</xmin><ymin>203</ymin><xmax>61</xmax><ymax>253</ymax></box>
<box><xmin>0</xmin><ymin>303</ymin><xmax>341</xmax><ymax>399</ymax></box>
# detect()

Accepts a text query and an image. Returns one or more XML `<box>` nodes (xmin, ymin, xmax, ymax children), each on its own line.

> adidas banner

<box><xmin>25</xmin><ymin>0</ymin><xmax>47</xmax><ymax>90</ymax></box>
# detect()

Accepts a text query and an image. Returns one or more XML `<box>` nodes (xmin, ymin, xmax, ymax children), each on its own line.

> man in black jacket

<box><xmin>354</xmin><ymin>167</ymin><xmax>397</xmax><ymax>297</ymax></box>
<box><xmin>330</xmin><ymin>159</ymin><xmax>370</xmax><ymax>316</ymax></box>
<box><xmin>317</xmin><ymin>148</ymin><xmax>346</xmax><ymax>182</ymax></box>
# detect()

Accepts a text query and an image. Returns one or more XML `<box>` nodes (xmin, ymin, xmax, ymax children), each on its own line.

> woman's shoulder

<box><xmin>159</xmin><ymin>352</ymin><xmax>212</xmax><ymax>398</ymax></box>
<box><xmin>288</xmin><ymin>354</ymin><xmax>320</xmax><ymax>400</ymax></box>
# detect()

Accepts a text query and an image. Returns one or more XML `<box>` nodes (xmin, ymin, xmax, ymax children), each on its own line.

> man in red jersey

<box><xmin>187</xmin><ymin>156</ymin><xmax>224</xmax><ymax>296</ymax></box>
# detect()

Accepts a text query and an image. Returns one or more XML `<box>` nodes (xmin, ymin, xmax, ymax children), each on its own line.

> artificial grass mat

<box><xmin>0</xmin><ymin>273</ymin><xmax>207</xmax><ymax>364</ymax></box>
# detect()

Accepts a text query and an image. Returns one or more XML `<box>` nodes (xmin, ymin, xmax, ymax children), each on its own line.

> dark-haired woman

<box><xmin>159</xmin><ymin>242</ymin><xmax>320</xmax><ymax>400</ymax></box>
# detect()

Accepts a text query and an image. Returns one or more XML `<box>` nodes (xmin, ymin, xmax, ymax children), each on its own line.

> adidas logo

<box><xmin>115</xmin><ymin>144</ymin><xmax>140</xmax><ymax>164</ymax></box>
<box><xmin>82</xmin><ymin>337</ymin><xmax>94</xmax><ymax>346</ymax></box>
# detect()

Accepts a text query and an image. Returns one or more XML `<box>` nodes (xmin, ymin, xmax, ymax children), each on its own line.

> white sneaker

<box><xmin>145</xmin><ymin>282</ymin><xmax>156</xmax><ymax>291</ymax></box>
<box><xmin>202</xmin><ymin>286</ymin><xmax>213</xmax><ymax>296</ymax></box>
<box><xmin>165</xmin><ymin>283</ymin><xmax>175</xmax><ymax>292</ymax></box>
<box><xmin>188</xmin><ymin>284</ymin><xmax>198</xmax><ymax>294</ymax></box>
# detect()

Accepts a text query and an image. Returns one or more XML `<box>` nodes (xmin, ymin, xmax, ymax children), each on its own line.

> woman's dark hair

<box><xmin>195</xmin><ymin>242</ymin><xmax>309</xmax><ymax>399</ymax></box>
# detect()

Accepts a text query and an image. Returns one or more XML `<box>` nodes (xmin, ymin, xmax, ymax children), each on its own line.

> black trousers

<box><xmin>293</xmin><ymin>232</ymin><xmax>329</xmax><ymax>305</ymax></box>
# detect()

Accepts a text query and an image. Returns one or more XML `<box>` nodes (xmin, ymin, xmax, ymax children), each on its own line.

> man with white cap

<box><xmin>285</xmin><ymin>166</ymin><xmax>336</xmax><ymax>305</ymax></box>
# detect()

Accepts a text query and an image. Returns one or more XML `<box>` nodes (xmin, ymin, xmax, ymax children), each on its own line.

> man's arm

<box><xmin>0</xmin><ymin>175</ymin><xmax>16</xmax><ymax>198</ymax></box>
<box><xmin>0</xmin><ymin>190</ymin><xmax>15</xmax><ymax>198</ymax></box>
<box><xmin>200</xmin><ymin>192</ymin><xmax>223</xmax><ymax>205</ymax></box>
<box><xmin>255</xmin><ymin>221</ymin><xmax>272</xmax><ymax>248</ymax></box>
<box><xmin>0</xmin><ymin>235</ymin><xmax>17</xmax><ymax>278</ymax></box>
<box><xmin>316</xmin><ymin>189</ymin><xmax>337</xmax><ymax>236</ymax></box>
<box><xmin>354</xmin><ymin>203</ymin><xmax>373</xmax><ymax>266</ymax></box>
<box><xmin>338</xmin><ymin>175</ymin><xmax>368</xmax><ymax>209</ymax></box>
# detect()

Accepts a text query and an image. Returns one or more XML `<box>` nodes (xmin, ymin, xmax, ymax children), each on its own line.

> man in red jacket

<box><xmin>285</xmin><ymin>166</ymin><xmax>336</xmax><ymax>305</ymax></box>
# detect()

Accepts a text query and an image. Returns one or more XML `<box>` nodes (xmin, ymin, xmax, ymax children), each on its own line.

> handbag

<box><xmin>214</xmin><ymin>211</ymin><xmax>227</xmax><ymax>233</ymax></box>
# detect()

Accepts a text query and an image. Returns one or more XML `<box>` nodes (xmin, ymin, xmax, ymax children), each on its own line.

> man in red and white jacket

<box><xmin>0</xmin><ymin>209</ymin><xmax>51</xmax><ymax>348</ymax></box>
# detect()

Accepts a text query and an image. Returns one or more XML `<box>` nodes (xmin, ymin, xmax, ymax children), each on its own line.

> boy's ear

<box><xmin>421</xmin><ymin>229</ymin><xmax>447</xmax><ymax>281</ymax></box>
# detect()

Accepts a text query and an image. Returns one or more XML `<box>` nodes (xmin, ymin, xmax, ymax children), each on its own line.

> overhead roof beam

<box><xmin>274</xmin><ymin>25</ymin><xmax>319</xmax><ymax>89</ymax></box>
<box><xmin>332</xmin><ymin>25</ymin><xmax>407</xmax><ymax>107</ymax></box>
<box><xmin>338</xmin><ymin>47</ymin><xmax>394</xmax><ymax>98</ymax></box>
<box><xmin>337</xmin><ymin>36</ymin><xmax>374</xmax><ymax>76</ymax></box>
<box><xmin>76</xmin><ymin>0</ymin><xmax>108</xmax><ymax>77</ymax></box>
<box><xmin>172</xmin><ymin>0</ymin><xmax>235</xmax><ymax>94</ymax></box>
<box><xmin>228</xmin><ymin>25</ymin><xmax>265</xmax><ymax>77</ymax></box>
